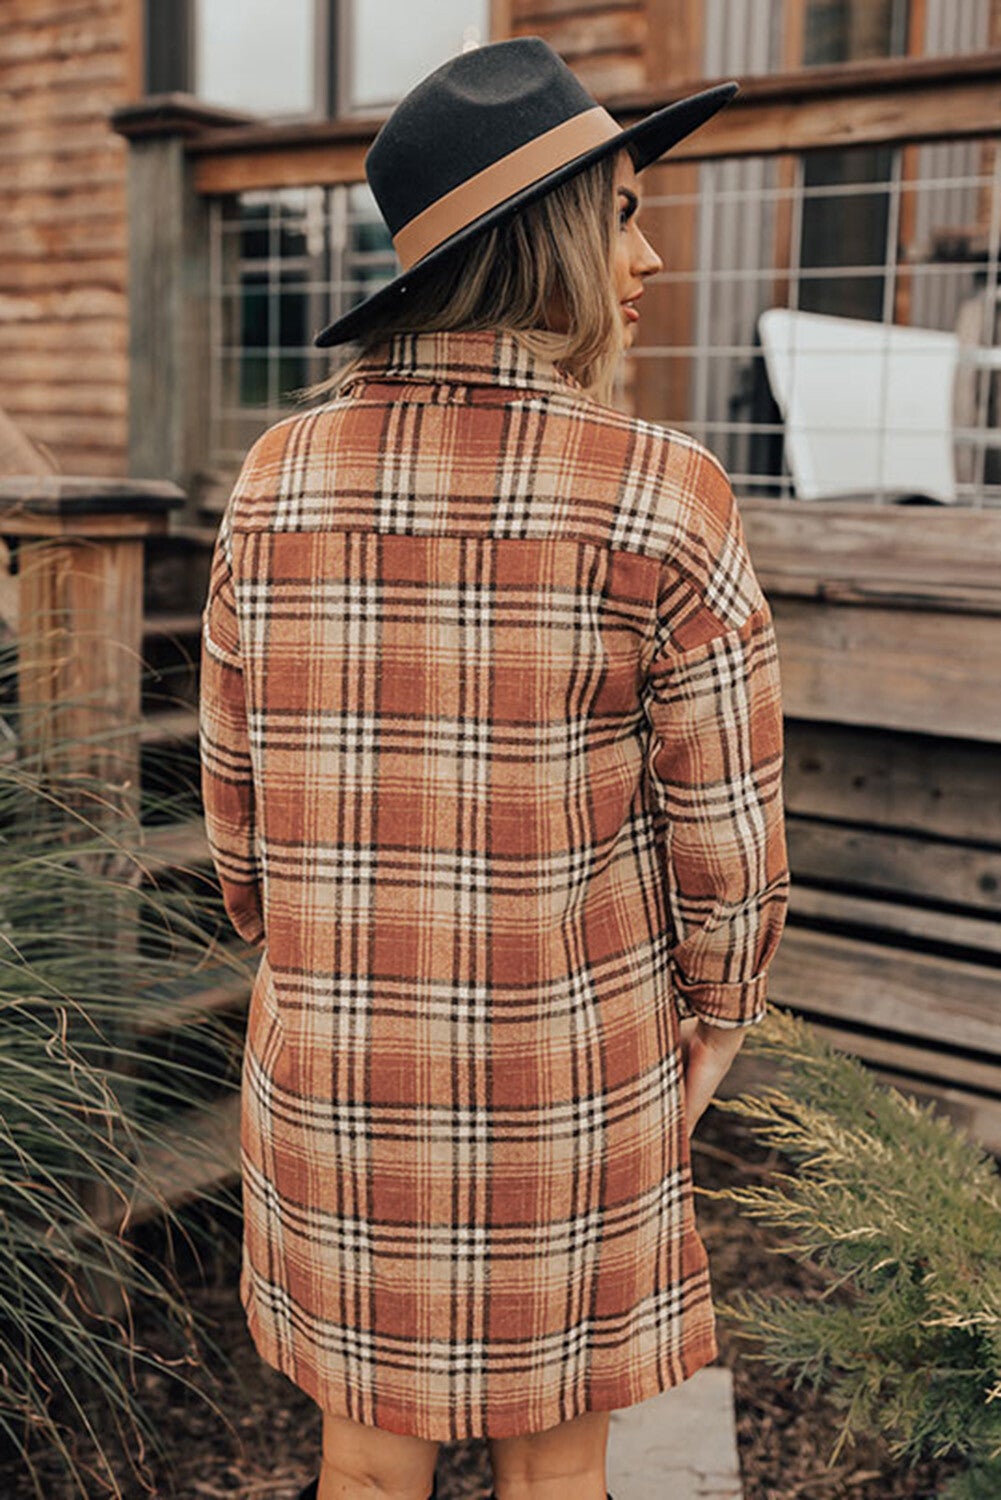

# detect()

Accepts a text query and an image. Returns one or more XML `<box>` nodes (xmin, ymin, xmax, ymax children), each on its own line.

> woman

<box><xmin>200</xmin><ymin>37</ymin><xmax>789</xmax><ymax>1500</ymax></box>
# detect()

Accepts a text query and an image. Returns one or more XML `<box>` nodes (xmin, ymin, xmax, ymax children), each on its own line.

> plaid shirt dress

<box><xmin>199</xmin><ymin>328</ymin><xmax>789</xmax><ymax>1440</ymax></box>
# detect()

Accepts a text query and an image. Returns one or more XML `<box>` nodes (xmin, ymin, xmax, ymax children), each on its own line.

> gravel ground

<box><xmin>2</xmin><ymin>1106</ymin><xmax>965</xmax><ymax>1499</ymax></box>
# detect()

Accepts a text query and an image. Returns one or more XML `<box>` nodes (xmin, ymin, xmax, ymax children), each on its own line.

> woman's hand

<box><xmin>677</xmin><ymin>1016</ymin><xmax>747</xmax><ymax>1139</ymax></box>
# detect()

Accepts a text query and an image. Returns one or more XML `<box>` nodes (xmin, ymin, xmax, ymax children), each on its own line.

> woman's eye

<box><xmin>618</xmin><ymin>194</ymin><xmax>638</xmax><ymax>229</ymax></box>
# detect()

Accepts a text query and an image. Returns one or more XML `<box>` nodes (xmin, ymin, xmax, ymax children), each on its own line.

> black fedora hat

<box><xmin>314</xmin><ymin>37</ymin><xmax>737</xmax><ymax>348</ymax></box>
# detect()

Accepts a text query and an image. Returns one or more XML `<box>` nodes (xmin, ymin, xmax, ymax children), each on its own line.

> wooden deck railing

<box><xmin>163</xmin><ymin>51</ymin><xmax>1001</xmax><ymax>194</ymax></box>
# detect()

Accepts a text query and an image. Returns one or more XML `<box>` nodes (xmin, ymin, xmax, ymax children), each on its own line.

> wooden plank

<box><xmin>566</xmin><ymin>53</ymin><xmax>645</xmax><ymax>99</ymax></box>
<box><xmin>0</xmin><ymin>128</ymin><xmax>126</xmax><ymax>164</ymax></box>
<box><xmin>192</xmin><ymin>137</ymin><xmax>368</xmax><ymax>197</ymax></box>
<box><xmin>3</xmin><ymin>383</ymin><xmax>125</xmax><ymax>418</ymax></box>
<box><xmin>644</xmin><ymin>0</ymin><xmax>703</xmax><ymax>87</ymax></box>
<box><xmin>721</xmin><ymin>1012</ymin><xmax>1001</xmax><ymax>1100</ymax></box>
<box><xmin>16</xmin><ymin>532</ymin><xmax>144</xmax><ymax>815</ymax></box>
<box><xmin>0</xmin><ymin>408</ymin><xmax>56</xmax><ymax>479</ymax></box>
<box><xmin>186</xmin><ymin>55</ymin><xmax>1001</xmax><ymax>197</ymax></box>
<box><xmin>490</xmin><ymin>0</ymin><xmax>514</xmax><ymax>39</ymax></box>
<box><xmin>0</xmin><ymin>321</ymin><xmax>128</xmax><ymax>354</ymax></box>
<box><xmin>893</xmin><ymin>0</ymin><xmax>928</xmax><ymax>327</ymax></box>
<box><xmin>767</xmin><ymin>925</ymin><xmax>1001</xmax><ymax>1055</ymax></box>
<box><xmin>142</xmin><ymin>611</ymin><xmax>203</xmax><ymax>640</ymax></box>
<box><xmin>0</xmin><ymin>187</ymin><xmax>123</xmax><ymax>222</ymax></box>
<box><xmin>5</xmin><ymin>413</ymin><xmax>128</xmax><ymax>452</ymax></box>
<box><xmin>784</xmin><ymin>720</ymin><xmax>1001</xmax><ymax>846</ymax></box>
<box><xmin>126</xmin><ymin>131</ymin><xmax>212</xmax><ymax>498</ymax></box>
<box><xmin>863</xmin><ymin>1073</ymin><xmax>1001</xmax><ymax>1157</ymax></box>
<box><xmin>771</xmin><ymin>596</ymin><xmax>1001</xmax><ymax>742</ymax></box>
<box><xmin>41</xmin><ymin>446</ymin><xmax>126</xmax><ymax>478</ymax></box>
<box><xmin>140</xmin><ymin>706</ymin><xmax>199</xmax><ymax>745</ymax></box>
<box><xmin>0</xmin><ymin>352</ymin><xmax>127</xmax><ymax>385</ymax></box>
<box><xmin>649</xmin><ymin>74</ymin><xmax>1001</xmax><ymax>159</ymax></box>
<box><xmin>790</xmin><ymin>883</ymin><xmax>1001</xmax><ymax>956</ymax></box>
<box><xmin>0</xmin><ymin>93</ymin><xmax>127</xmax><ymax>133</ymax></box>
<box><xmin>0</xmin><ymin>0</ymin><xmax>122</xmax><ymax>25</ymax></box>
<box><xmin>0</xmin><ymin>12</ymin><xmax>125</xmax><ymax>66</ymax></box>
<box><xmin>515</xmin><ymin>0</ymin><xmax>632</xmax><ymax>17</ymax></box>
<box><xmin>0</xmin><ymin>1</ymin><xmax>123</xmax><ymax>32</ymax></box>
<box><xmin>137</xmin><ymin>968</ymin><xmax>250</xmax><ymax>1036</ymax></box>
<box><xmin>96</xmin><ymin>1092</ymin><xmax>242</xmax><ymax>1228</ymax></box>
<box><xmin>631</xmin><ymin>1</ymin><xmax>702</xmax><ymax>429</ymax></box>
<box><xmin>741</xmin><ymin>499</ymin><xmax>1001</xmax><ymax>612</ymax></box>
<box><xmin>613</xmin><ymin>53</ymin><xmax>1001</xmax><ymax>158</ymax></box>
<box><xmin>516</xmin><ymin>8</ymin><xmax>646</xmax><ymax>59</ymax></box>
<box><xmin>787</xmin><ymin>816</ymin><xmax>1001</xmax><ymax>915</ymax></box>
<box><xmin>802</xmin><ymin>1015</ymin><xmax>1001</xmax><ymax>1097</ymax></box>
<box><xmin>137</xmin><ymin>816</ymin><xmax>210</xmax><ymax>873</ymax></box>
<box><xmin>0</xmin><ymin>221</ymin><xmax>126</xmax><ymax>258</ymax></box>
<box><xmin>720</xmin><ymin>1044</ymin><xmax>1001</xmax><ymax>1155</ymax></box>
<box><xmin>0</xmin><ymin>54</ymin><xmax>123</xmax><ymax>98</ymax></box>
<box><xmin>770</xmin><ymin>0</ymin><xmax>806</xmax><ymax>308</ymax></box>
<box><xmin>0</xmin><ymin>285</ymin><xmax>126</xmax><ymax>321</ymax></box>
<box><xmin>123</xmin><ymin>0</ymin><xmax>143</xmax><ymax>99</ymax></box>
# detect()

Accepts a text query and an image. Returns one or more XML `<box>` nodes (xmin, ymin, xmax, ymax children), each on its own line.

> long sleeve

<box><xmin>199</xmin><ymin>506</ymin><xmax>265</xmax><ymax>948</ymax></box>
<box><xmin>640</xmin><ymin>479</ymin><xmax>790</xmax><ymax>1028</ymax></box>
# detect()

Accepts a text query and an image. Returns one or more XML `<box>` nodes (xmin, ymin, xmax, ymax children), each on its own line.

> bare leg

<box><xmin>489</xmin><ymin>1410</ymin><xmax>611</xmax><ymax>1500</ymax></box>
<box><xmin>317</xmin><ymin>1409</ymin><xmax>440</xmax><ymax>1500</ymax></box>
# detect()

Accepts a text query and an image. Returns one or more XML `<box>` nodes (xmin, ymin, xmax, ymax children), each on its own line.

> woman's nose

<box><xmin>636</xmin><ymin>231</ymin><xmax>663</xmax><ymax>278</ymax></box>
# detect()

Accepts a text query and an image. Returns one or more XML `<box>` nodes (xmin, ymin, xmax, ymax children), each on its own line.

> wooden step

<box><xmin>141</xmin><ymin>706</ymin><xmax>199</xmax><ymax>746</ymax></box>
<box><xmin>138</xmin><ymin>962</ymin><xmax>251</xmax><ymax>1035</ymax></box>
<box><xmin>787</xmin><ymin>815</ymin><xmax>1001</xmax><ymax>918</ymax></box>
<box><xmin>770</xmin><ymin>922</ymin><xmax>1001</xmax><ymax>1057</ymax></box>
<box><xmin>95</xmin><ymin>1092</ymin><xmax>242</xmax><ymax>1230</ymax></box>
<box><xmin>143</xmin><ymin>611</ymin><xmax>203</xmax><ymax>641</ymax></box>
<box><xmin>138</xmin><ymin>816</ymin><xmax>210</xmax><ymax>874</ymax></box>
<box><xmin>171</xmin><ymin>522</ymin><xmax>220</xmax><ymax>550</ymax></box>
<box><xmin>790</xmin><ymin>882</ymin><xmax>1001</xmax><ymax>956</ymax></box>
<box><xmin>792</xmin><ymin>1013</ymin><xmax>1001</xmax><ymax>1098</ymax></box>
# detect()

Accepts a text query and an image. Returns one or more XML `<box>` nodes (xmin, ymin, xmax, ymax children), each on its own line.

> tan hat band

<box><xmin>392</xmin><ymin>105</ymin><xmax>622</xmax><ymax>271</ymax></box>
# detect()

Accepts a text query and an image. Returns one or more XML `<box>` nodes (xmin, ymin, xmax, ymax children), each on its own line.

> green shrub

<box><xmin>706</xmin><ymin>1005</ymin><xmax>1001</xmax><ymax>1500</ymax></box>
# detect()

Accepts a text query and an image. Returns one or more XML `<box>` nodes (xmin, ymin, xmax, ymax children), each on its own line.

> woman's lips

<box><xmin>622</xmin><ymin>299</ymin><xmax>641</xmax><ymax>323</ymax></box>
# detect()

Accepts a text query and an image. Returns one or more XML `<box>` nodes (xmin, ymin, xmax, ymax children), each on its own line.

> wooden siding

<box><xmin>0</xmin><ymin>0</ymin><xmax>134</xmax><ymax>475</ymax></box>
<box><xmin>511</xmin><ymin>0</ymin><xmax>648</xmax><ymax>95</ymax></box>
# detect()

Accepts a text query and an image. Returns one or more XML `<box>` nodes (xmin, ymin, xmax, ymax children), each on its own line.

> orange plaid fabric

<box><xmin>200</xmin><ymin>329</ymin><xmax>789</xmax><ymax>1439</ymax></box>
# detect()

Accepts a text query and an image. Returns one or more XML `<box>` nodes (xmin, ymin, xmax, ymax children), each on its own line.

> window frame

<box><xmin>145</xmin><ymin>0</ymin><xmax>496</xmax><ymax>121</ymax></box>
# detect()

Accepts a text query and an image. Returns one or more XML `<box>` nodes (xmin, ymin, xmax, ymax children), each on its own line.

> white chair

<box><xmin>757</xmin><ymin>307</ymin><xmax>960</xmax><ymax>503</ymax></box>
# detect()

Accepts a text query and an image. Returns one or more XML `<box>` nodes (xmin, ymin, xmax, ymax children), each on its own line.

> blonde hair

<box><xmin>304</xmin><ymin>150</ymin><xmax>625</xmax><ymax>406</ymax></box>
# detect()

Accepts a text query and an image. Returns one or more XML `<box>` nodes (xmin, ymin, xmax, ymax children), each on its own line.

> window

<box><xmin>802</xmin><ymin>0</ymin><xmax>909</xmax><ymax>63</ymax></box>
<box><xmin>145</xmin><ymin>0</ymin><xmax>489</xmax><ymax>119</ymax></box>
<box><xmin>797</xmin><ymin>0</ymin><xmax>910</xmax><ymax>320</ymax></box>
<box><xmin>210</xmin><ymin>185</ymin><xmax>397</xmax><ymax>465</ymax></box>
<box><xmin>196</xmin><ymin>0</ymin><xmax>321</xmax><ymax>117</ymax></box>
<box><xmin>346</xmin><ymin>1</ymin><xmax>488</xmax><ymax>112</ymax></box>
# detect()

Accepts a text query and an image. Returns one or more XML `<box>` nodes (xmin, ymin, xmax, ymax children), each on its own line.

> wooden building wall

<box><xmin>0</xmin><ymin>0</ymin><xmax>140</xmax><ymax>476</ymax></box>
<box><xmin>3</xmin><ymin>0</ymin><xmax>998</xmax><ymax>483</ymax></box>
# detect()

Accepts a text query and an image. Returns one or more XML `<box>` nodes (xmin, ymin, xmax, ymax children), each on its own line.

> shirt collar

<box><xmin>338</xmin><ymin>328</ymin><xmax>585</xmax><ymax>400</ymax></box>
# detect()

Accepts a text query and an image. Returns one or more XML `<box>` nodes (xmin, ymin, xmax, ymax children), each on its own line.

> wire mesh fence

<box><xmin>207</xmin><ymin>135</ymin><xmax>1001</xmax><ymax>507</ymax></box>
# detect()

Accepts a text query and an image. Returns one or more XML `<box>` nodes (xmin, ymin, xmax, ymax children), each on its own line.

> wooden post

<box><xmin>633</xmin><ymin>0</ymin><xmax>704</xmax><ymax>426</ymax></box>
<box><xmin>0</xmin><ymin>477</ymin><xmax>183</xmax><ymax>816</ymax></box>
<box><xmin>111</xmin><ymin>98</ymin><xmax>253</xmax><ymax>512</ymax></box>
